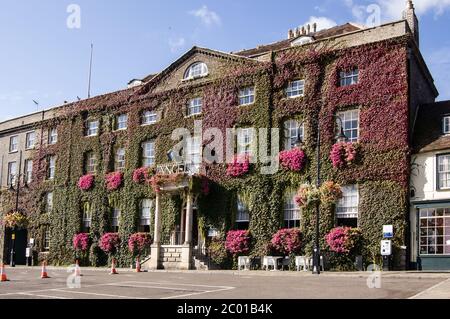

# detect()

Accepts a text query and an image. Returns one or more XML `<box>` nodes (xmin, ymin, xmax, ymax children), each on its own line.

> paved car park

<box><xmin>0</xmin><ymin>267</ymin><xmax>449</xmax><ymax>299</ymax></box>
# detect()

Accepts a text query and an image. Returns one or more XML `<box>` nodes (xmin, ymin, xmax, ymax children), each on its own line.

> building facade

<box><xmin>0</xmin><ymin>2</ymin><xmax>441</xmax><ymax>269</ymax></box>
<box><xmin>410</xmin><ymin>101</ymin><xmax>450</xmax><ymax>270</ymax></box>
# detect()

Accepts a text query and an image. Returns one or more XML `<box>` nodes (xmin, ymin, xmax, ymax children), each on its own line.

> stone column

<box><xmin>184</xmin><ymin>192</ymin><xmax>193</xmax><ymax>244</ymax></box>
<box><xmin>180</xmin><ymin>192</ymin><xmax>193</xmax><ymax>270</ymax></box>
<box><xmin>149</xmin><ymin>193</ymin><xmax>161</xmax><ymax>269</ymax></box>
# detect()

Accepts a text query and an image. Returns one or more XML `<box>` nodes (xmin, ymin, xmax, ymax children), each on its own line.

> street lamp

<box><xmin>312</xmin><ymin>115</ymin><xmax>347</xmax><ymax>275</ymax></box>
<box><xmin>8</xmin><ymin>150</ymin><xmax>23</xmax><ymax>267</ymax></box>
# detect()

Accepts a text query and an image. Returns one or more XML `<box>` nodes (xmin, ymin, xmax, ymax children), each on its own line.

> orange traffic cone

<box><xmin>110</xmin><ymin>258</ymin><xmax>118</xmax><ymax>275</ymax></box>
<box><xmin>0</xmin><ymin>264</ymin><xmax>9</xmax><ymax>282</ymax></box>
<box><xmin>136</xmin><ymin>257</ymin><xmax>141</xmax><ymax>273</ymax></box>
<box><xmin>41</xmin><ymin>261</ymin><xmax>50</xmax><ymax>279</ymax></box>
<box><xmin>75</xmin><ymin>260</ymin><xmax>82</xmax><ymax>277</ymax></box>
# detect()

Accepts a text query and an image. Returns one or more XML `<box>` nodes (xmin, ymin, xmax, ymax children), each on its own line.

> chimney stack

<box><xmin>288</xmin><ymin>29</ymin><xmax>294</xmax><ymax>39</ymax></box>
<box><xmin>313</xmin><ymin>23</ymin><xmax>317</xmax><ymax>33</ymax></box>
<box><xmin>403</xmin><ymin>0</ymin><xmax>419</xmax><ymax>46</ymax></box>
<box><xmin>307</xmin><ymin>24</ymin><xmax>311</xmax><ymax>34</ymax></box>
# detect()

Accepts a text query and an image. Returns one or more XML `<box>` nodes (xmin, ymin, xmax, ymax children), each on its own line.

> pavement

<box><xmin>0</xmin><ymin>266</ymin><xmax>449</xmax><ymax>299</ymax></box>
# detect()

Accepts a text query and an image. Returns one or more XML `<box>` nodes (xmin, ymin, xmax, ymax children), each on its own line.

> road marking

<box><xmin>408</xmin><ymin>278</ymin><xmax>450</xmax><ymax>299</ymax></box>
<box><xmin>118</xmin><ymin>281</ymin><xmax>234</xmax><ymax>289</ymax></box>
<box><xmin>52</xmin><ymin>289</ymin><xmax>146</xmax><ymax>299</ymax></box>
<box><xmin>17</xmin><ymin>293</ymin><xmax>69</xmax><ymax>299</ymax></box>
<box><xmin>162</xmin><ymin>287</ymin><xmax>235</xmax><ymax>299</ymax></box>
<box><xmin>107</xmin><ymin>283</ymin><xmax>207</xmax><ymax>292</ymax></box>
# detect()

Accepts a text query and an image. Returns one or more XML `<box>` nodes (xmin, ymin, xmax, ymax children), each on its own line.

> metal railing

<box><xmin>161</xmin><ymin>231</ymin><xmax>185</xmax><ymax>246</ymax></box>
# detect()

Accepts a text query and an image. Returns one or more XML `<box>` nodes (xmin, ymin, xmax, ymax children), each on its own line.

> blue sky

<box><xmin>0</xmin><ymin>0</ymin><xmax>449</xmax><ymax>121</ymax></box>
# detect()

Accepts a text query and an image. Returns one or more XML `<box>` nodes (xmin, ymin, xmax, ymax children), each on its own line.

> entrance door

<box><xmin>4</xmin><ymin>228</ymin><xmax>27</xmax><ymax>265</ymax></box>
<box><xmin>192</xmin><ymin>209</ymin><xmax>198</xmax><ymax>248</ymax></box>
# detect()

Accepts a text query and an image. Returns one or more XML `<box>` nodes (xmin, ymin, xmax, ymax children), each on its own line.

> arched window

<box><xmin>184</xmin><ymin>62</ymin><xmax>208</xmax><ymax>80</ymax></box>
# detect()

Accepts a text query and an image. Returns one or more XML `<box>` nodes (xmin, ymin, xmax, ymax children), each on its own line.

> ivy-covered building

<box><xmin>0</xmin><ymin>1</ymin><xmax>442</xmax><ymax>270</ymax></box>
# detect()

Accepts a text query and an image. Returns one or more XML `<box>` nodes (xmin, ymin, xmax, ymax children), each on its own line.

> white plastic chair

<box><xmin>295</xmin><ymin>256</ymin><xmax>308</xmax><ymax>271</ymax></box>
<box><xmin>238</xmin><ymin>256</ymin><xmax>250</xmax><ymax>270</ymax></box>
<box><xmin>263</xmin><ymin>256</ymin><xmax>276</xmax><ymax>271</ymax></box>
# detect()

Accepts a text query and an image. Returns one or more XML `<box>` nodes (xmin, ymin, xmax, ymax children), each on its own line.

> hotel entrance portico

<box><xmin>148</xmin><ymin>163</ymin><xmax>204</xmax><ymax>270</ymax></box>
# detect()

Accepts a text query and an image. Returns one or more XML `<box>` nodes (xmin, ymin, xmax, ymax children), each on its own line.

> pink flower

<box><xmin>271</xmin><ymin>228</ymin><xmax>302</xmax><ymax>255</ymax></box>
<box><xmin>73</xmin><ymin>233</ymin><xmax>90</xmax><ymax>251</ymax></box>
<box><xmin>226</xmin><ymin>155</ymin><xmax>250</xmax><ymax>177</ymax></box>
<box><xmin>105</xmin><ymin>171</ymin><xmax>123</xmax><ymax>191</ymax></box>
<box><xmin>330</xmin><ymin>142</ymin><xmax>357</xmax><ymax>169</ymax></box>
<box><xmin>128</xmin><ymin>233</ymin><xmax>152</xmax><ymax>256</ymax></box>
<box><xmin>279</xmin><ymin>148</ymin><xmax>306</xmax><ymax>172</ymax></box>
<box><xmin>225</xmin><ymin>230</ymin><xmax>251</xmax><ymax>256</ymax></box>
<box><xmin>78</xmin><ymin>174</ymin><xmax>95</xmax><ymax>191</ymax></box>
<box><xmin>132</xmin><ymin>167</ymin><xmax>152</xmax><ymax>184</ymax></box>
<box><xmin>98</xmin><ymin>233</ymin><xmax>121</xmax><ymax>254</ymax></box>
<box><xmin>325</xmin><ymin>227</ymin><xmax>361</xmax><ymax>254</ymax></box>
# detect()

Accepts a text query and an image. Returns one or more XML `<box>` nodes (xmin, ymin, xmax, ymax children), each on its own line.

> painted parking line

<box><xmin>408</xmin><ymin>278</ymin><xmax>450</xmax><ymax>299</ymax></box>
<box><xmin>51</xmin><ymin>289</ymin><xmax>146</xmax><ymax>299</ymax></box>
<box><xmin>107</xmin><ymin>281</ymin><xmax>236</xmax><ymax>299</ymax></box>
<box><xmin>17</xmin><ymin>292</ymin><xmax>69</xmax><ymax>299</ymax></box>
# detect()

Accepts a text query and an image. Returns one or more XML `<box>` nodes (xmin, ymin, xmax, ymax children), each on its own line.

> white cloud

<box><xmin>168</xmin><ymin>37</ymin><xmax>186</xmax><ymax>53</ymax></box>
<box><xmin>303</xmin><ymin>16</ymin><xmax>337</xmax><ymax>31</ymax></box>
<box><xmin>189</xmin><ymin>5</ymin><xmax>221</xmax><ymax>26</ymax></box>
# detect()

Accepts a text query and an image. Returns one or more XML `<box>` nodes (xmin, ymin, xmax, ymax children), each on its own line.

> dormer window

<box><xmin>443</xmin><ymin>116</ymin><xmax>450</xmax><ymax>134</ymax></box>
<box><xmin>184</xmin><ymin>62</ymin><xmax>208</xmax><ymax>80</ymax></box>
<box><xmin>291</xmin><ymin>36</ymin><xmax>313</xmax><ymax>46</ymax></box>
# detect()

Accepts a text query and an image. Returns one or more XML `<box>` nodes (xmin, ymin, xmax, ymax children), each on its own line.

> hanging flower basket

<box><xmin>295</xmin><ymin>181</ymin><xmax>343</xmax><ymax>209</ymax></box>
<box><xmin>226</xmin><ymin>155</ymin><xmax>250</xmax><ymax>177</ymax></box>
<box><xmin>279</xmin><ymin>148</ymin><xmax>306</xmax><ymax>172</ymax></box>
<box><xmin>73</xmin><ymin>233</ymin><xmax>90</xmax><ymax>252</ymax></box>
<box><xmin>98</xmin><ymin>233</ymin><xmax>121</xmax><ymax>255</ymax></box>
<box><xmin>225</xmin><ymin>230</ymin><xmax>251</xmax><ymax>256</ymax></box>
<box><xmin>3</xmin><ymin>211</ymin><xmax>28</xmax><ymax>229</ymax></box>
<box><xmin>295</xmin><ymin>184</ymin><xmax>321</xmax><ymax>208</ymax></box>
<box><xmin>271</xmin><ymin>228</ymin><xmax>302</xmax><ymax>255</ymax></box>
<box><xmin>330</xmin><ymin>142</ymin><xmax>358</xmax><ymax>169</ymax></box>
<box><xmin>132</xmin><ymin>167</ymin><xmax>154</xmax><ymax>184</ymax></box>
<box><xmin>325</xmin><ymin>227</ymin><xmax>362</xmax><ymax>254</ymax></box>
<box><xmin>105</xmin><ymin>171</ymin><xmax>123</xmax><ymax>191</ymax></box>
<box><xmin>78</xmin><ymin>174</ymin><xmax>95</xmax><ymax>191</ymax></box>
<box><xmin>320</xmin><ymin>181</ymin><xmax>343</xmax><ymax>206</ymax></box>
<box><xmin>128</xmin><ymin>233</ymin><xmax>152</xmax><ymax>257</ymax></box>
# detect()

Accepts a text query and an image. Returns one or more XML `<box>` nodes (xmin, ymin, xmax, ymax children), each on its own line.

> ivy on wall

<box><xmin>0</xmin><ymin>35</ymin><xmax>412</xmax><ymax>269</ymax></box>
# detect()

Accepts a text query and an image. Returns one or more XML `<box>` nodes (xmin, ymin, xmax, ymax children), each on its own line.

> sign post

<box><xmin>381</xmin><ymin>225</ymin><xmax>393</xmax><ymax>271</ymax></box>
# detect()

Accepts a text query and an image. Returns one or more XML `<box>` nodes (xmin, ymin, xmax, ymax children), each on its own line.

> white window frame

<box><xmin>236</xmin><ymin>128</ymin><xmax>255</xmax><ymax>157</ymax></box>
<box><xmin>116</xmin><ymin>114</ymin><xmax>128</xmax><ymax>131</ymax></box>
<box><xmin>112</xmin><ymin>208</ymin><xmax>121</xmax><ymax>232</ymax></box>
<box><xmin>286</xmin><ymin>80</ymin><xmax>305</xmax><ymax>98</ymax></box>
<box><xmin>142</xmin><ymin>111</ymin><xmax>158</xmax><ymax>126</ymax></box>
<box><xmin>186</xmin><ymin>136</ymin><xmax>202</xmax><ymax>174</ymax></box>
<box><xmin>336</xmin><ymin>185</ymin><xmax>359</xmax><ymax>219</ymax></box>
<box><xmin>43</xmin><ymin>228</ymin><xmax>51</xmax><ymax>251</ymax></box>
<box><xmin>25</xmin><ymin>131</ymin><xmax>36</xmax><ymax>150</ymax></box>
<box><xmin>9</xmin><ymin>135</ymin><xmax>18</xmax><ymax>153</ymax></box>
<box><xmin>115</xmin><ymin>148</ymin><xmax>126</xmax><ymax>171</ymax></box>
<box><xmin>24</xmin><ymin>159</ymin><xmax>33</xmax><ymax>184</ymax></box>
<box><xmin>438</xmin><ymin>154</ymin><xmax>450</xmax><ymax>190</ymax></box>
<box><xmin>236</xmin><ymin>195</ymin><xmax>250</xmax><ymax>223</ymax></box>
<box><xmin>140</xmin><ymin>199</ymin><xmax>152</xmax><ymax>227</ymax></box>
<box><xmin>83</xmin><ymin>206</ymin><xmax>92</xmax><ymax>232</ymax></box>
<box><xmin>184</xmin><ymin>62</ymin><xmax>208</xmax><ymax>80</ymax></box>
<box><xmin>337</xmin><ymin>109</ymin><xmax>360</xmax><ymax>142</ymax></box>
<box><xmin>48</xmin><ymin>128</ymin><xmax>58</xmax><ymax>145</ymax></box>
<box><xmin>48</xmin><ymin>156</ymin><xmax>56</xmax><ymax>180</ymax></box>
<box><xmin>419</xmin><ymin>208</ymin><xmax>450</xmax><ymax>256</ymax></box>
<box><xmin>46</xmin><ymin>192</ymin><xmax>54</xmax><ymax>213</ymax></box>
<box><xmin>443</xmin><ymin>117</ymin><xmax>450</xmax><ymax>135</ymax></box>
<box><xmin>86</xmin><ymin>119</ymin><xmax>99</xmax><ymax>137</ymax></box>
<box><xmin>142</xmin><ymin>141</ymin><xmax>155</xmax><ymax>168</ymax></box>
<box><xmin>339</xmin><ymin>68</ymin><xmax>359</xmax><ymax>87</ymax></box>
<box><xmin>284</xmin><ymin>120</ymin><xmax>304</xmax><ymax>150</ymax></box>
<box><xmin>238</xmin><ymin>87</ymin><xmax>255</xmax><ymax>106</ymax></box>
<box><xmin>284</xmin><ymin>192</ymin><xmax>301</xmax><ymax>228</ymax></box>
<box><xmin>85</xmin><ymin>152</ymin><xmax>97</xmax><ymax>174</ymax></box>
<box><xmin>187</xmin><ymin>98</ymin><xmax>202</xmax><ymax>117</ymax></box>
<box><xmin>7</xmin><ymin>162</ymin><xmax>17</xmax><ymax>186</ymax></box>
